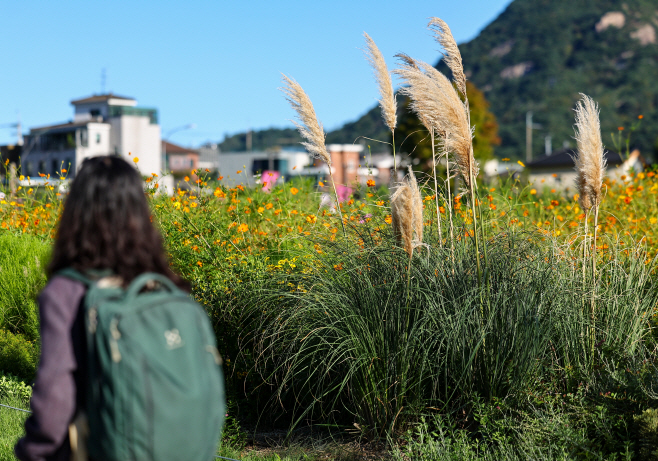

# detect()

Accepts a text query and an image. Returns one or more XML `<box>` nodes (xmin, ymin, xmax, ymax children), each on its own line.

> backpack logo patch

<box><xmin>164</xmin><ymin>329</ymin><xmax>184</xmax><ymax>350</ymax></box>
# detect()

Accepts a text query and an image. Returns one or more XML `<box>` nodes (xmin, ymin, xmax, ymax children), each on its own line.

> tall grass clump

<box><xmin>572</xmin><ymin>93</ymin><xmax>609</xmax><ymax>365</ymax></box>
<box><xmin>246</xmin><ymin>205</ymin><xmax>658</xmax><ymax>438</ymax></box>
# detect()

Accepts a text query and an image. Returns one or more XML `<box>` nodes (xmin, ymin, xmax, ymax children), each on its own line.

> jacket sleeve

<box><xmin>14</xmin><ymin>276</ymin><xmax>86</xmax><ymax>461</ymax></box>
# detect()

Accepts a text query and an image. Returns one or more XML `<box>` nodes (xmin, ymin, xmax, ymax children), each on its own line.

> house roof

<box><xmin>527</xmin><ymin>148</ymin><xmax>624</xmax><ymax>168</ymax></box>
<box><xmin>29</xmin><ymin>120</ymin><xmax>106</xmax><ymax>133</ymax></box>
<box><xmin>70</xmin><ymin>93</ymin><xmax>136</xmax><ymax>105</ymax></box>
<box><xmin>163</xmin><ymin>141</ymin><xmax>198</xmax><ymax>155</ymax></box>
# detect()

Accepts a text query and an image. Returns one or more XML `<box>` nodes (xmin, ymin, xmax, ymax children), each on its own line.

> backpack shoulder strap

<box><xmin>55</xmin><ymin>268</ymin><xmax>95</xmax><ymax>287</ymax></box>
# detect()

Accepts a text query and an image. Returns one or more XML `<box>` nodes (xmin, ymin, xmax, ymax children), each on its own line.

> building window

<box><xmin>96</xmin><ymin>133</ymin><xmax>101</xmax><ymax>144</ymax></box>
<box><xmin>38</xmin><ymin>161</ymin><xmax>46</xmax><ymax>175</ymax></box>
<box><xmin>79</xmin><ymin>129</ymin><xmax>88</xmax><ymax>147</ymax></box>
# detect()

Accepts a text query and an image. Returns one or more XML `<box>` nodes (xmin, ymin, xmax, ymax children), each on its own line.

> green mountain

<box><xmin>221</xmin><ymin>0</ymin><xmax>658</xmax><ymax>161</ymax></box>
<box><xmin>455</xmin><ymin>0</ymin><xmax>658</xmax><ymax>160</ymax></box>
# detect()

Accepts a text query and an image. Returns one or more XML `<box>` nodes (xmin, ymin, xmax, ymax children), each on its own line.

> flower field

<box><xmin>1</xmin><ymin>162</ymin><xmax>658</xmax><ymax>458</ymax></box>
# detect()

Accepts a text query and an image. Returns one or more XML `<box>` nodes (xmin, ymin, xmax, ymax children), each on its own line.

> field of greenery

<box><xmin>1</xmin><ymin>160</ymin><xmax>658</xmax><ymax>459</ymax></box>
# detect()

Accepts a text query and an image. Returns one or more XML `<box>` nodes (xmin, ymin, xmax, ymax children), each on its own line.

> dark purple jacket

<box><xmin>15</xmin><ymin>276</ymin><xmax>87</xmax><ymax>461</ymax></box>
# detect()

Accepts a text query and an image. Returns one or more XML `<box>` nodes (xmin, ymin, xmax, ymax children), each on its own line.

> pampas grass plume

<box><xmin>280</xmin><ymin>74</ymin><xmax>331</xmax><ymax>166</ymax></box>
<box><xmin>573</xmin><ymin>94</ymin><xmax>606</xmax><ymax>211</ymax></box>
<box><xmin>364</xmin><ymin>32</ymin><xmax>397</xmax><ymax>132</ymax></box>
<box><xmin>429</xmin><ymin>17</ymin><xmax>466</xmax><ymax>98</ymax></box>
<box><xmin>390</xmin><ymin>166</ymin><xmax>423</xmax><ymax>256</ymax></box>
<box><xmin>395</xmin><ymin>58</ymin><xmax>478</xmax><ymax>187</ymax></box>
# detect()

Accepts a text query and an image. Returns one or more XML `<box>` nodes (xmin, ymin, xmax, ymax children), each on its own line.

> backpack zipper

<box><xmin>110</xmin><ymin>317</ymin><xmax>122</xmax><ymax>362</ymax></box>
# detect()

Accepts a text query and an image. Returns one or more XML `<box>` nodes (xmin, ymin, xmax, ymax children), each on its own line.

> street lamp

<box><xmin>162</xmin><ymin>123</ymin><xmax>195</xmax><ymax>174</ymax></box>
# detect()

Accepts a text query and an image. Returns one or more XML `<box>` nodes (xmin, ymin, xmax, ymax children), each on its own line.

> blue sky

<box><xmin>0</xmin><ymin>1</ymin><xmax>513</xmax><ymax>147</ymax></box>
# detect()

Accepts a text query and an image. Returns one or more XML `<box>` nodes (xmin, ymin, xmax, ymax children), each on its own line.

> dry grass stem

<box><xmin>364</xmin><ymin>33</ymin><xmax>397</xmax><ymax>132</ymax></box>
<box><xmin>429</xmin><ymin>17</ymin><xmax>466</xmax><ymax>98</ymax></box>
<box><xmin>280</xmin><ymin>74</ymin><xmax>331</xmax><ymax>166</ymax></box>
<box><xmin>390</xmin><ymin>167</ymin><xmax>423</xmax><ymax>256</ymax></box>
<box><xmin>573</xmin><ymin>93</ymin><xmax>606</xmax><ymax>212</ymax></box>
<box><xmin>395</xmin><ymin>58</ymin><xmax>478</xmax><ymax>187</ymax></box>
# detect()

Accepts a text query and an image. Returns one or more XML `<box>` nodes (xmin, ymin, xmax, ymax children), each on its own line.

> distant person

<box><xmin>15</xmin><ymin>155</ymin><xmax>225</xmax><ymax>461</ymax></box>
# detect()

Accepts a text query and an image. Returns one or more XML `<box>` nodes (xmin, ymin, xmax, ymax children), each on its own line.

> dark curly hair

<box><xmin>48</xmin><ymin>155</ymin><xmax>188</xmax><ymax>290</ymax></box>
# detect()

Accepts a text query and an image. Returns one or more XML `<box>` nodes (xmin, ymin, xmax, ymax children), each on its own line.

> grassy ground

<box><xmin>0</xmin><ymin>397</ymin><xmax>27</xmax><ymax>461</ymax></box>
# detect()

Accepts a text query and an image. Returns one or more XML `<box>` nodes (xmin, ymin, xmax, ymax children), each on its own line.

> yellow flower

<box><xmin>265</xmin><ymin>203</ymin><xmax>273</xmax><ymax>209</ymax></box>
<box><xmin>237</xmin><ymin>223</ymin><xmax>248</xmax><ymax>232</ymax></box>
<box><xmin>290</xmin><ymin>187</ymin><xmax>299</xmax><ymax>195</ymax></box>
<box><xmin>385</xmin><ymin>215</ymin><xmax>392</xmax><ymax>224</ymax></box>
<box><xmin>133</xmin><ymin>157</ymin><xmax>139</xmax><ymax>164</ymax></box>
<box><xmin>650</xmin><ymin>217</ymin><xmax>657</xmax><ymax>225</ymax></box>
<box><xmin>306</xmin><ymin>214</ymin><xmax>317</xmax><ymax>224</ymax></box>
<box><xmin>318</xmin><ymin>181</ymin><xmax>324</xmax><ymax>187</ymax></box>
<box><xmin>517</xmin><ymin>160</ymin><xmax>525</xmax><ymax>167</ymax></box>
<box><xmin>184</xmin><ymin>176</ymin><xmax>190</xmax><ymax>182</ymax></box>
<box><xmin>530</xmin><ymin>189</ymin><xmax>537</xmax><ymax>195</ymax></box>
<box><xmin>197</xmin><ymin>261</ymin><xmax>203</xmax><ymax>267</ymax></box>
<box><xmin>190</xmin><ymin>202</ymin><xmax>197</xmax><ymax>208</ymax></box>
<box><xmin>62</xmin><ymin>168</ymin><xmax>68</xmax><ymax>173</ymax></box>
<box><xmin>366</xmin><ymin>179</ymin><xmax>375</xmax><ymax>187</ymax></box>
<box><xmin>237</xmin><ymin>170</ymin><xmax>242</xmax><ymax>174</ymax></box>
<box><xmin>19</xmin><ymin>175</ymin><xmax>24</xmax><ymax>181</ymax></box>
<box><xmin>376</xmin><ymin>200</ymin><xmax>384</xmax><ymax>206</ymax></box>
<box><xmin>257</xmin><ymin>207</ymin><xmax>264</xmax><ymax>213</ymax></box>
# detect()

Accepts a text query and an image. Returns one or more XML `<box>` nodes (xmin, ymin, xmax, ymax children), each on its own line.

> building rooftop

<box><xmin>163</xmin><ymin>141</ymin><xmax>197</xmax><ymax>155</ymax></box>
<box><xmin>70</xmin><ymin>93</ymin><xmax>136</xmax><ymax>106</ymax></box>
<box><xmin>527</xmin><ymin>148</ymin><xmax>624</xmax><ymax>168</ymax></box>
<box><xmin>29</xmin><ymin>120</ymin><xmax>105</xmax><ymax>133</ymax></box>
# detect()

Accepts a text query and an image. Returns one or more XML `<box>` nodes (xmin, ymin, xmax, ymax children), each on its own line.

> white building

<box><xmin>21</xmin><ymin>93</ymin><xmax>161</xmax><ymax>178</ymax></box>
<box><xmin>217</xmin><ymin>148</ymin><xmax>311</xmax><ymax>187</ymax></box>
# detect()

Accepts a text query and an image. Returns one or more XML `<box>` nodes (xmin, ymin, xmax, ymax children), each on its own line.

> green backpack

<box><xmin>58</xmin><ymin>269</ymin><xmax>226</xmax><ymax>461</ymax></box>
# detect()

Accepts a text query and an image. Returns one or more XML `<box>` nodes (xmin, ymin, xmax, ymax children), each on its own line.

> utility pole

<box><xmin>16</xmin><ymin>113</ymin><xmax>23</xmax><ymax>146</ymax></box>
<box><xmin>246</xmin><ymin>128</ymin><xmax>252</xmax><ymax>152</ymax></box>
<box><xmin>525</xmin><ymin>111</ymin><xmax>542</xmax><ymax>163</ymax></box>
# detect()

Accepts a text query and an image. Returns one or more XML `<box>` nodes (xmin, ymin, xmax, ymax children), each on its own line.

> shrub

<box><xmin>0</xmin><ymin>372</ymin><xmax>33</xmax><ymax>405</ymax></box>
<box><xmin>635</xmin><ymin>409</ymin><xmax>658</xmax><ymax>460</ymax></box>
<box><xmin>0</xmin><ymin>329</ymin><xmax>39</xmax><ymax>382</ymax></box>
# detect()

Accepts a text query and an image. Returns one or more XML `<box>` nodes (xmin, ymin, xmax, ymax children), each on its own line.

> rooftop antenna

<box><xmin>101</xmin><ymin>68</ymin><xmax>107</xmax><ymax>94</ymax></box>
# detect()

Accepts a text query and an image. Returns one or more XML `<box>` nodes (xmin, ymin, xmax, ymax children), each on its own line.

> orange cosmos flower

<box><xmin>366</xmin><ymin>179</ymin><xmax>375</xmax><ymax>187</ymax></box>
<box><xmin>290</xmin><ymin>187</ymin><xmax>299</xmax><ymax>195</ymax></box>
